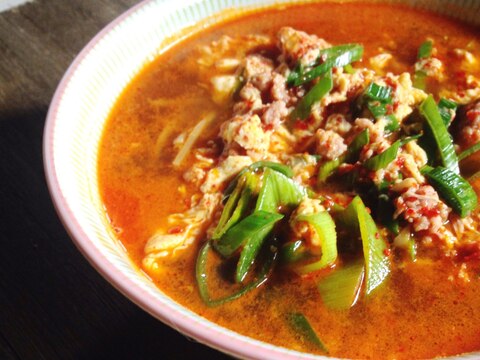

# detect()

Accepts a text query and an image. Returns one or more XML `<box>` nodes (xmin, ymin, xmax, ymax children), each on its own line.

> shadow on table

<box><xmin>0</xmin><ymin>108</ymin><xmax>229</xmax><ymax>359</ymax></box>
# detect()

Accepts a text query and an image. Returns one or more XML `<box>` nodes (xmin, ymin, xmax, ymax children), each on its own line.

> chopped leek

<box><xmin>423</xmin><ymin>166</ymin><xmax>478</xmax><ymax>217</ymax></box>
<box><xmin>417</xmin><ymin>40</ymin><xmax>433</xmax><ymax>59</ymax></box>
<box><xmin>419</xmin><ymin>95</ymin><xmax>459</xmax><ymax>174</ymax></box>
<box><xmin>384</xmin><ymin>115</ymin><xmax>400</xmax><ymax>133</ymax></box>
<box><xmin>281</xmin><ymin>240</ymin><xmax>309</xmax><ymax>263</ymax></box>
<box><xmin>317</xmin><ymin>155</ymin><xmax>345</xmax><ymax>184</ymax></box>
<box><xmin>346</xmin><ymin>129</ymin><xmax>369</xmax><ymax>163</ymax></box>
<box><xmin>213</xmin><ymin>171</ymin><xmax>259</xmax><ymax>240</ymax></box>
<box><xmin>288</xmin><ymin>313</ymin><xmax>328</xmax><ymax>352</ymax></box>
<box><xmin>224</xmin><ymin>161</ymin><xmax>293</xmax><ymax>199</ymax></box>
<box><xmin>340</xmin><ymin>197</ymin><xmax>390</xmax><ymax>295</ymax></box>
<box><xmin>290</xmin><ymin>69</ymin><xmax>333</xmax><ymax>121</ymax></box>
<box><xmin>255</xmin><ymin>168</ymin><xmax>307</xmax><ymax>213</ymax></box>
<box><xmin>291</xmin><ymin>212</ymin><xmax>337</xmax><ymax>274</ymax></box>
<box><xmin>458</xmin><ymin>142</ymin><xmax>480</xmax><ymax>161</ymax></box>
<box><xmin>289</xmin><ymin>44</ymin><xmax>364</xmax><ymax>86</ymax></box>
<box><xmin>214</xmin><ymin>210</ymin><xmax>283</xmax><ymax>259</ymax></box>
<box><xmin>196</xmin><ymin>242</ymin><xmax>276</xmax><ymax>307</ymax></box>
<box><xmin>394</xmin><ymin>227</ymin><xmax>416</xmax><ymax>261</ymax></box>
<box><xmin>364</xmin><ymin>83</ymin><xmax>392</xmax><ymax>103</ymax></box>
<box><xmin>317</xmin><ymin>260</ymin><xmax>365</xmax><ymax>309</ymax></box>
<box><xmin>438</xmin><ymin>98</ymin><xmax>457</xmax><ymax>127</ymax></box>
<box><xmin>413</xmin><ymin>70</ymin><xmax>427</xmax><ymax>91</ymax></box>
<box><xmin>364</xmin><ymin>140</ymin><xmax>401</xmax><ymax>171</ymax></box>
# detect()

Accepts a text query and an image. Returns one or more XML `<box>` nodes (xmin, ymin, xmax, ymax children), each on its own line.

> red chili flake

<box><xmin>467</xmin><ymin>110</ymin><xmax>480</xmax><ymax>122</ymax></box>
<box><xmin>396</xmin><ymin>156</ymin><xmax>405</xmax><ymax>167</ymax></box>
<box><xmin>421</xmin><ymin>207</ymin><xmax>440</xmax><ymax>217</ymax></box>
<box><xmin>168</xmin><ymin>226</ymin><xmax>184</xmax><ymax>234</ymax></box>
<box><xmin>405</xmin><ymin>208</ymin><xmax>416</xmax><ymax>217</ymax></box>
<box><xmin>264</xmin><ymin>123</ymin><xmax>274</xmax><ymax>131</ymax></box>
<box><xmin>383</xmin><ymin>248</ymin><xmax>392</xmax><ymax>256</ymax></box>
<box><xmin>386</xmin><ymin>104</ymin><xmax>394</xmax><ymax>114</ymax></box>
<box><xmin>295</xmin><ymin>120</ymin><xmax>308</xmax><ymax>130</ymax></box>
<box><xmin>393</xmin><ymin>101</ymin><xmax>400</xmax><ymax>111</ymax></box>
<box><xmin>385</xmin><ymin>77</ymin><xmax>397</xmax><ymax>89</ymax></box>
<box><xmin>375</xmin><ymin>232</ymin><xmax>380</xmax><ymax>239</ymax></box>
<box><xmin>405</xmin><ymin>196</ymin><xmax>417</xmax><ymax>202</ymax></box>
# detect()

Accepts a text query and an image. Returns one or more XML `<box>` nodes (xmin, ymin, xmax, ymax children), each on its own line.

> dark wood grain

<box><xmin>0</xmin><ymin>1</ymin><xmax>230</xmax><ymax>359</ymax></box>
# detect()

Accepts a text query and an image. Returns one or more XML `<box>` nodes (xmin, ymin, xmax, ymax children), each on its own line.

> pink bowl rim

<box><xmin>42</xmin><ymin>1</ymin><xmax>332</xmax><ymax>359</ymax></box>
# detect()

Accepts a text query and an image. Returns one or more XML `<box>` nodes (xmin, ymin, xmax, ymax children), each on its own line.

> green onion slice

<box><xmin>214</xmin><ymin>210</ymin><xmax>283</xmax><ymax>258</ymax></box>
<box><xmin>281</xmin><ymin>240</ymin><xmax>309</xmax><ymax>264</ymax></box>
<box><xmin>291</xmin><ymin>212</ymin><xmax>338</xmax><ymax>274</ymax></box>
<box><xmin>438</xmin><ymin>98</ymin><xmax>457</xmax><ymax>127</ymax></box>
<box><xmin>223</xmin><ymin>161</ymin><xmax>293</xmax><ymax>199</ymax></box>
<box><xmin>364</xmin><ymin>83</ymin><xmax>392</xmax><ymax>103</ymax></box>
<box><xmin>235</xmin><ymin>211</ymin><xmax>284</xmax><ymax>283</ymax></box>
<box><xmin>419</xmin><ymin>95</ymin><xmax>459</xmax><ymax>174</ymax></box>
<box><xmin>196</xmin><ymin>241</ymin><xmax>276</xmax><ymax>307</ymax></box>
<box><xmin>384</xmin><ymin>115</ymin><xmax>400</xmax><ymax>133</ymax></box>
<box><xmin>413</xmin><ymin>70</ymin><xmax>427</xmax><ymax>90</ymax></box>
<box><xmin>288</xmin><ymin>313</ymin><xmax>329</xmax><ymax>353</ymax></box>
<box><xmin>364</xmin><ymin>141</ymin><xmax>401</xmax><ymax>171</ymax></box>
<box><xmin>213</xmin><ymin>171</ymin><xmax>259</xmax><ymax>240</ymax></box>
<box><xmin>458</xmin><ymin>142</ymin><xmax>480</xmax><ymax>161</ymax></box>
<box><xmin>255</xmin><ymin>168</ymin><xmax>307</xmax><ymax>213</ymax></box>
<box><xmin>423</xmin><ymin>166</ymin><xmax>478</xmax><ymax>218</ymax></box>
<box><xmin>289</xmin><ymin>44</ymin><xmax>364</xmax><ymax>86</ymax></box>
<box><xmin>346</xmin><ymin>129</ymin><xmax>369</xmax><ymax>163</ymax></box>
<box><xmin>290</xmin><ymin>69</ymin><xmax>333</xmax><ymax>121</ymax></box>
<box><xmin>340</xmin><ymin>196</ymin><xmax>390</xmax><ymax>295</ymax></box>
<box><xmin>317</xmin><ymin>260</ymin><xmax>365</xmax><ymax>309</ymax></box>
<box><xmin>418</xmin><ymin>40</ymin><xmax>433</xmax><ymax>59</ymax></box>
<box><xmin>317</xmin><ymin>155</ymin><xmax>346</xmax><ymax>184</ymax></box>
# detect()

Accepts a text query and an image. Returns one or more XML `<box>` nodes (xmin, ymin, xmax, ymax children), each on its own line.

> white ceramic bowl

<box><xmin>43</xmin><ymin>0</ymin><xmax>480</xmax><ymax>359</ymax></box>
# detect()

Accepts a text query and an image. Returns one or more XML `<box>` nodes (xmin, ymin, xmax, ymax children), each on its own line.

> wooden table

<box><xmin>0</xmin><ymin>1</ymin><xmax>230</xmax><ymax>358</ymax></box>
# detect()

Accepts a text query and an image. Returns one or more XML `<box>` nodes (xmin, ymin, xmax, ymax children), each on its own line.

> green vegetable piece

<box><xmin>364</xmin><ymin>140</ymin><xmax>401</xmax><ymax>171</ymax></box>
<box><xmin>288</xmin><ymin>313</ymin><xmax>329</xmax><ymax>353</ymax></box>
<box><xmin>458</xmin><ymin>142</ymin><xmax>480</xmax><ymax>161</ymax></box>
<box><xmin>419</xmin><ymin>95</ymin><xmax>459</xmax><ymax>174</ymax></box>
<box><xmin>213</xmin><ymin>171</ymin><xmax>259</xmax><ymax>240</ymax></box>
<box><xmin>196</xmin><ymin>242</ymin><xmax>276</xmax><ymax>307</ymax></box>
<box><xmin>367</xmin><ymin>102</ymin><xmax>387</xmax><ymax>118</ymax></box>
<box><xmin>438</xmin><ymin>98</ymin><xmax>457</xmax><ymax>127</ymax></box>
<box><xmin>341</xmin><ymin>197</ymin><xmax>390</xmax><ymax>295</ymax></box>
<box><xmin>215</xmin><ymin>210</ymin><xmax>283</xmax><ymax>259</ymax></box>
<box><xmin>394</xmin><ymin>227</ymin><xmax>416</xmax><ymax>262</ymax></box>
<box><xmin>290</xmin><ymin>44</ymin><xmax>364</xmax><ymax>86</ymax></box>
<box><xmin>424</xmin><ymin>166</ymin><xmax>478</xmax><ymax>217</ymax></box>
<box><xmin>224</xmin><ymin>161</ymin><xmax>294</xmax><ymax>198</ymax></box>
<box><xmin>291</xmin><ymin>70</ymin><xmax>333</xmax><ymax>121</ymax></box>
<box><xmin>384</xmin><ymin>115</ymin><xmax>400</xmax><ymax>133</ymax></box>
<box><xmin>364</xmin><ymin>83</ymin><xmax>392</xmax><ymax>103</ymax></box>
<box><xmin>317</xmin><ymin>260</ymin><xmax>365</xmax><ymax>309</ymax></box>
<box><xmin>346</xmin><ymin>129</ymin><xmax>369</xmax><ymax>163</ymax></box>
<box><xmin>418</xmin><ymin>40</ymin><xmax>433</xmax><ymax>59</ymax></box>
<box><xmin>413</xmin><ymin>70</ymin><xmax>427</xmax><ymax>90</ymax></box>
<box><xmin>256</xmin><ymin>168</ymin><xmax>307</xmax><ymax>213</ymax></box>
<box><xmin>235</xmin><ymin>211</ymin><xmax>284</xmax><ymax>283</ymax></box>
<box><xmin>281</xmin><ymin>240</ymin><xmax>309</xmax><ymax>264</ymax></box>
<box><xmin>344</xmin><ymin>64</ymin><xmax>355</xmax><ymax>74</ymax></box>
<box><xmin>317</xmin><ymin>155</ymin><xmax>345</xmax><ymax>184</ymax></box>
<box><xmin>355</xmin><ymin>197</ymin><xmax>390</xmax><ymax>295</ymax></box>
<box><xmin>292</xmin><ymin>212</ymin><xmax>338</xmax><ymax>274</ymax></box>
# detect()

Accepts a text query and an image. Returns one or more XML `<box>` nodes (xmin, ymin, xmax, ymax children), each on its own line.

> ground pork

<box><xmin>314</xmin><ymin>129</ymin><xmax>347</xmax><ymax>160</ymax></box>
<box><xmin>261</xmin><ymin>100</ymin><xmax>289</xmax><ymax>128</ymax></box>
<box><xmin>394</xmin><ymin>184</ymin><xmax>451</xmax><ymax>234</ymax></box>
<box><xmin>456</xmin><ymin>100</ymin><xmax>480</xmax><ymax>150</ymax></box>
<box><xmin>243</xmin><ymin>54</ymin><xmax>274</xmax><ymax>91</ymax></box>
<box><xmin>277</xmin><ymin>26</ymin><xmax>330</xmax><ymax>66</ymax></box>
